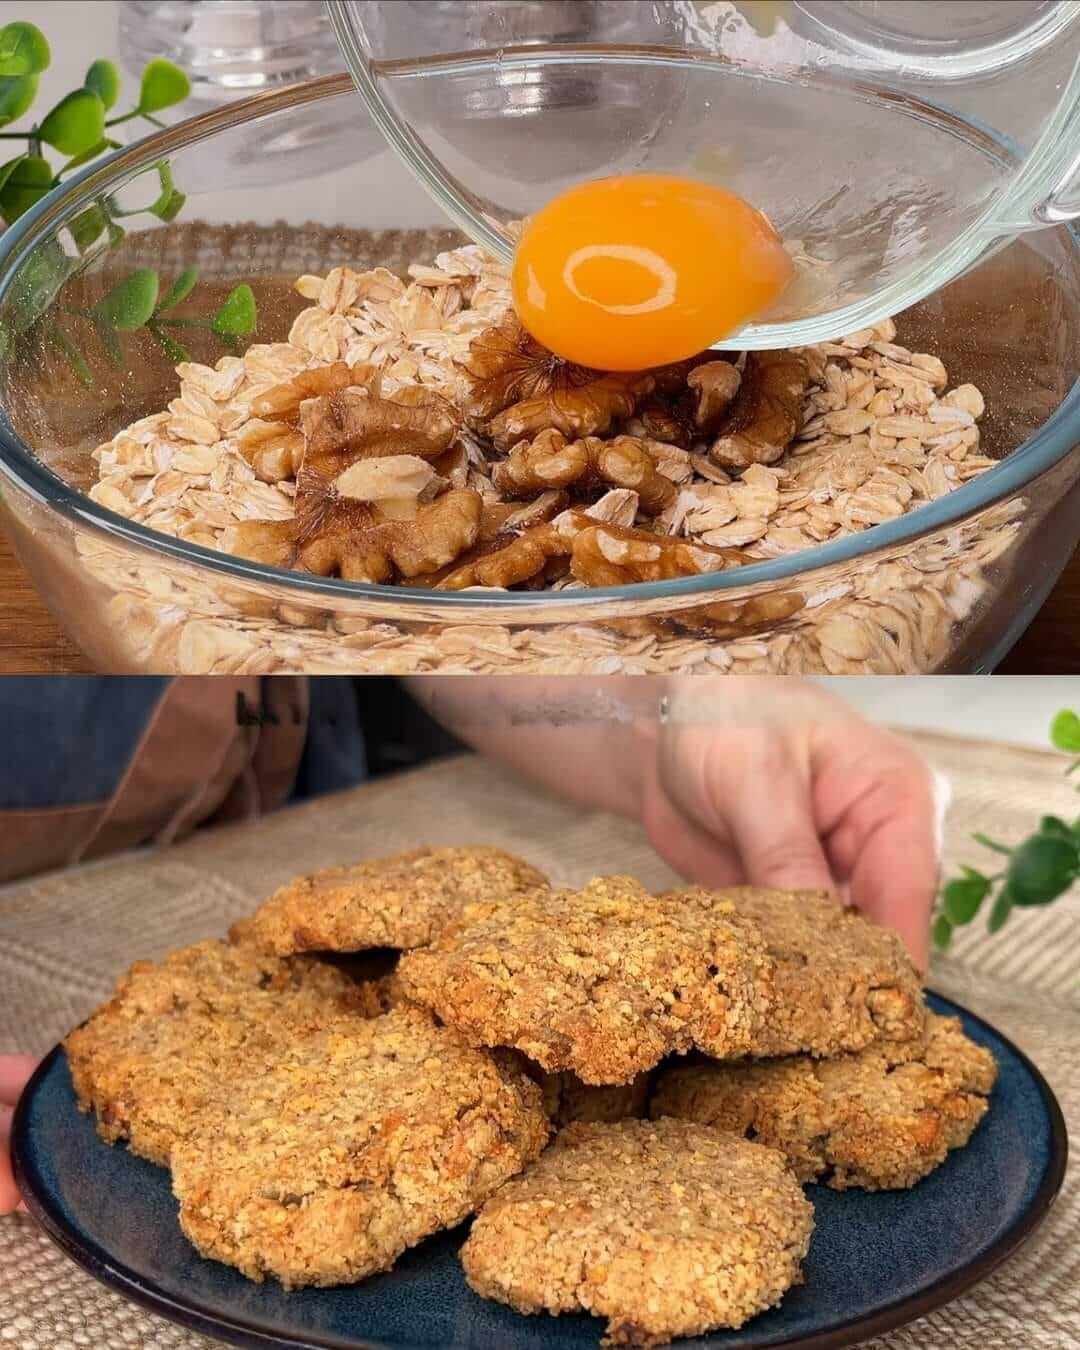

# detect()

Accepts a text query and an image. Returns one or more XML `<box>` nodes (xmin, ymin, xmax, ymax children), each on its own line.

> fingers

<box><xmin>817</xmin><ymin>737</ymin><xmax>937</xmax><ymax>970</ymax></box>
<box><xmin>639</xmin><ymin>775</ymin><xmax>745</xmax><ymax>889</ymax></box>
<box><xmin>0</xmin><ymin>1056</ymin><xmax>38</xmax><ymax>1106</ymax></box>
<box><xmin>1</xmin><ymin>1103</ymin><xmax>21</xmax><ymax>1215</ymax></box>
<box><xmin>696</xmin><ymin>737</ymin><xmax>835</xmax><ymax>895</ymax></box>
<box><xmin>843</xmin><ymin>770</ymin><xmax>937</xmax><ymax>971</ymax></box>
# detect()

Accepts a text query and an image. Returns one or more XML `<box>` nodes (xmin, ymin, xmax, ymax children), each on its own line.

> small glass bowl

<box><xmin>0</xmin><ymin>74</ymin><xmax>1077</xmax><ymax>675</ymax></box>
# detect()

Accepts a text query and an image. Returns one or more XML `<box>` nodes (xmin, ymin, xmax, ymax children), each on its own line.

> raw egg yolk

<box><xmin>512</xmin><ymin>173</ymin><xmax>792</xmax><ymax>370</ymax></box>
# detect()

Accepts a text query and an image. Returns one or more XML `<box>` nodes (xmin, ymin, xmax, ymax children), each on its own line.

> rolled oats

<box><xmin>82</xmin><ymin>240</ymin><xmax>1020</xmax><ymax>674</ymax></box>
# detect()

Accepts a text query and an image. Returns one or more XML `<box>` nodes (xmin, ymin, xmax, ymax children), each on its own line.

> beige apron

<box><xmin>2</xmin><ymin>678</ymin><xmax>308</xmax><ymax>884</ymax></box>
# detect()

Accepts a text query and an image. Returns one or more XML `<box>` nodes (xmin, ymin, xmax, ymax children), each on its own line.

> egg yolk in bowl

<box><xmin>512</xmin><ymin>173</ymin><xmax>792</xmax><ymax>370</ymax></box>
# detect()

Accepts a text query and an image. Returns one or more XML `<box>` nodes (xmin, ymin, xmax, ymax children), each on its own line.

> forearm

<box><xmin>404</xmin><ymin>677</ymin><xmax>664</xmax><ymax>820</ymax></box>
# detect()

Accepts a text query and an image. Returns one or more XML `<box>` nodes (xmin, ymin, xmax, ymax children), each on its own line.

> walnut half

<box><xmin>492</xmin><ymin>430</ymin><xmax>676</xmax><ymax>515</ymax></box>
<box><xmin>300</xmin><ymin>385</ymin><xmax>461</xmax><ymax>476</ymax></box>
<box><xmin>569</xmin><ymin>522</ymin><xmax>744</xmax><ymax>586</ymax></box>
<box><xmin>709</xmin><ymin>350</ymin><xmax>809</xmax><ymax>471</ymax></box>
<box><xmin>461</xmin><ymin>316</ymin><xmax>654</xmax><ymax>451</ymax></box>
<box><xmin>223</xmin><ymin>486</ymin><xmax>482</xmax><ymax>585</ymax></box>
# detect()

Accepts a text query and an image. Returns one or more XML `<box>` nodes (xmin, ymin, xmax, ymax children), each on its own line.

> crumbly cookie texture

<box><xmin>538</xmin><ymin>1071</ymin><xmax>653</xmax><ymax>1129</ymax></box>
<box><xmin>171</xmin><ymin>1005</ymin><xmax>548</xmax><ymax>1288</ymax></box>
<box><xmin>651</xmin><ymin>1012</ymin><xmax>996</xmax><ymax>1190</ymax></box>
<box><xmin>237</xmin><ymin>846</ymin><xmax>549</xmax><ymax>955</ymax></box>
<box><xmin>668</xmin><ymin>887</ymin><xmax>925</xmax><ymax>1056</ymax></box>
<box><xmin>396</xmin><ymin>876</ymin><xmax>774</xmax><ymax>1084</ymax></box>
<box><xmin>460</xmin><ymin>1118</ymin><xmax>814</xmax><ymax>1348</ymax></box>
<box><xmin>63</xmin><ymin>939</ymin><xmax>368</xmax><ymax>1166</ymax></box>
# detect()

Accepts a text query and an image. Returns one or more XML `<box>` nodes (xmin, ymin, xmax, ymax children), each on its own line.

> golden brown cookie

<box><xmin>396</xmin><ymin>876</ymin><xmax>772</xmax><ymax>1084</ymax></box>
<box><xmin>237</xmin><ymin>846</ymin><xmax>548</xmax><ymax>955</ymax></box>
<box><xmin>651</xmin><ymin>1012</ymin><xmax>995</xmax><ymax>1190</ymax></box>
<box><xmin>461</xmin><ymin>1118</ymin><xmax>813</xmax><ymax>1347</ymax></box>
<box><xmin>171</xmin><ymin>1006</ymin><xmax>549</xmax><ymax>1288</ymax></box>
<box><xmin>64</xmin><ymin>939</ymin><xmax>368</xmax><ymax>1166</ymax></box>
<box><xmin>668</xmin><ymin>887</ymin><xmax>924</xmax><ymax>1056</ymax></box>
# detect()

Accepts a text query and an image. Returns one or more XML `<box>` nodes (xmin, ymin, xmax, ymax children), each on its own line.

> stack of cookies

<box><xmin>64</xmin><ymin>846</ymin><xmax>996</xmax><ymax>1349</ymax></box>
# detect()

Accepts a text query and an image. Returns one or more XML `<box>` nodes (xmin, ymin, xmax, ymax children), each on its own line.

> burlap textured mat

<box><xmin>1</xmin><ymin>731</ymin><xmax>1076</xmax><ymax>1348</ymax></box>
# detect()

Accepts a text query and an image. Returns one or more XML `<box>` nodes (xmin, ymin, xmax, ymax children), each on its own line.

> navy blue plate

<box><xmin>13</xmin><ymin>992</ymin><xmax>1067</xmax><ymax>1350</ymax></box>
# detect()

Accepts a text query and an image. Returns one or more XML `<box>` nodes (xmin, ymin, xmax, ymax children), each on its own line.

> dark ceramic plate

<box><xmin>13</xmin><ymin>992</ymin><xmax>1067</xmax><ymax>1350</ymax></box>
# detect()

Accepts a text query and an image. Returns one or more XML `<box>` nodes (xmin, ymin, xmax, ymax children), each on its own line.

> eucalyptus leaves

<box><xmin>933</xmin><ymin>710</ymin><xmax>1080</xmax><ymax>949</ymax></box>
<box><xmin>0</xmin><ymin>20</ymin><xmax>257</xmax><ymax>381</ymax></box>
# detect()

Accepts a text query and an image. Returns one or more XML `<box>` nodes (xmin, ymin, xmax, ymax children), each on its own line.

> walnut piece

<box><xmin>300</xmin><ymin>385</ymin><xmax>460</xmax><ymax>475</ymax></box>
<box><xmin>234</xmin><ymin>418</ymin><xmax>306</xmax><ymax>484</ymax></box>
<box><xmin>226</xmin><ymin>484</ymin><xmax>482</xmax><ymax>584</ymax></box>
<box><xmin>570</xmin><ymin>522</ymin><xmax>743</xmax><ymax>586</ymax></box>
<box><xmin>435</xmin><ymin>523</ymin><xmax>572</xmax><ymax>591</ymax></box>
<box><xmin>251</xmin><ymin>362</ymin><xmax>377</xmax><ymax>422</ymax></box>
<box><xmin>302</xmin><ymin>478</ymin><xmax>481</xmax><ymax>582</ymax></box>
<box><xmin>461</xmin><ymin>316</ymin><xmax>653</xmax><ymax>451</ymax></box>
<box><xmin>220</xmin><ymin>518</ymin><xmax>297</xmax><ymax>571</ymax></box>
<box><xmin>672</xmin><ymin>592</ymin><xmax>805</xmax><ymax>637</ymax></box>
<box><xmin>687</xmin><ymin>361</ymin><xmax>742</xmax><ymax>434</ymax></box>
<box><xmin>625</xmin><ymin>359</ymin><xmax>740</xmax><ymax>448</ymax></box>
<box><xmin>492</xmin><ymin>430</ymin><xmax>675</xmax><ymax>515</ymax></box>
<box><xmin>709</xmin><ymin>350</ymin><xmax>809</xmax><ymax>471</ymax></box>
<box><xmin>479</xmin><ymin>490</ymin><xmax>570</xmax><ymax>542</ymax></box>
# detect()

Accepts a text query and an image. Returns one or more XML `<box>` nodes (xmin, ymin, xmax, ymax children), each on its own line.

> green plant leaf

<box><xmin>0</xmin><ymin>153</ymin><xmax>52</xmax><ymax>222</ymax></box>
<box><xmin>137</xmin><ymin>58</ymin><xmax>190</xmax><ymax>115</ymax></box>
<box><xmin>6</xmin><ymin>237</ymin><xmax>72</xmax><ymax>335</ymax></box>
<box><xmin>150</xmin><ymin>186</ymin><xmax>185</xmax><ymax>222</ymax></box>
<box><xmin>942</xmin><ymin>875</ymin><xmax>989</xmax><ymax>926</ymax></box>
<box><xmin>148</xmin><ymin>323</ymin><xmax>191</xmax><ymax>364</ymax></box>
<box><xmin>0</xmin><ymin>152</ymin><xmax>25</xmax><ymax>194</ymax></box>
<box><xmin>1051</xmin><ymin>709</ymin><xmax>1080</xmax><ymax>754</ymax></box>
<box><xmin>61</xmin><ymin>137</ymin><xmax>121</xmax><ymax>176</ymax></box>
<box><xmin>1005</xmin><ymin>833</ymin><xmax>1080</xmax><ymax>907</ymax></box>
<box><xmin>972</xmin><ymin>831</ymin><xmax>1013</xmax><ymax>857</ymax></box>
<box><xmin>48</xmin><ymin>325</ymin><xmax>93</xmax><ymax>387</ymax></box>
<box><xmin>91</xmin><ymin>314</ymin><xmax>124</xmax><ymax>367</ymax></box>
<box><xmin>84</xmin><ymin>59</ymin><xmax>120</xmax><ymax>111</ymax></box>
<box><xmin>92</xmin><ymin>268</ymin><xmax>160</xmax><ymax>332</ymax></box>
<box><xmin>0</xmin><ymin>72</ymin><xmax>38</xmax><ymax>126</ymax></box>
<box><xmin>68</xmin><ymin>202</ymin><xmax>108</xmax><ymax>252</ymax></box>
<box><xmin>156</xmin><ymin>266</ymin><xmax>199</xmax><ymax>313</ymax></box>
<box><xmin>39</xmin><ymin>88</ymin><xmax>105</xmax><ymax>156</ymax></box>
<box><xmin>0</xmin><ymin>22</ymin><xmax>50</xmax><ymax>77</ymax></box>
<box><xmin>931</xmin><ymin>913</ymin><xmax>953</xmax><ymax>951</ymax></box>
<box><xmin>1039</xmin><ymin>815</ymin><xmax>1074</xmax><ymax>841</ymax></box>
<box><xmin>987</xmin><ymin>887</ymin><xmax>1013</xmax><ymax>934</ymax></box>
<box><xmin>212</xmin><ymin>284</ymin><xmax>256</xmax><ymax>338</ymax></box>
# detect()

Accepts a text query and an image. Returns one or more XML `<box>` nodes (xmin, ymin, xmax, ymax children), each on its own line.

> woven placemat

<box><xmin>1</xmin><ymin>731</ymin><xmax>1077</xmax><ymax>1349</ymax></box>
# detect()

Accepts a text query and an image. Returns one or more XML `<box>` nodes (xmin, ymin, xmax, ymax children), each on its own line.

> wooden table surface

<box><xmin>1</xmin><ymin>527</ymin><xmax>1076</xmax><ymax>674</ymax></box>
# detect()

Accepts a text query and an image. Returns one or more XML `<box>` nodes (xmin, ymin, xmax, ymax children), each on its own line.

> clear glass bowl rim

<box><xmin>0</xmin><ymin>70</ymin><xmax>1077</xmax><ymax>615</ymax></box>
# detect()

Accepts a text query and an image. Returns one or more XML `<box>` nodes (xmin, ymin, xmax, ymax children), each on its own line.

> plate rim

<box><xmin>13</xmin><ymin>990</ymin><xmax>1070</xmax><ymax>1350</ymax></box>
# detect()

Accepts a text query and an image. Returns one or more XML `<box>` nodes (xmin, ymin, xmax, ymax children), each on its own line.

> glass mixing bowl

<box><xmin>332</xmin><ymin>0</ymin><xmax>1080</xmax><ymax>348</ymax></box>
<box><xmin>0</xmin><ymin>74</ymin><xmax>1077</xmax><ymax>675</ymax></box>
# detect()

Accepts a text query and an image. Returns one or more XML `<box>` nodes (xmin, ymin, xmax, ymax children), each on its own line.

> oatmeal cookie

<box><xmin>171</xmin><ymin>1006</ymin><xmax>548</xmax><ymax>1288</ymax></box>
<box><xmin>396</xmin><ymin>877</ymin><xmax>773</xmax><ymax>1084</ymax></box>
<box><xmin>238</xmin><ymin>845</ymin><xmax>548</xmax><ymax>955</ymax></box>
<box><xmin>64</xmin><ymin>939</ymin><xmax>367</xmax><ymax>1166</ymax></box>
<box><xmin>651</xmin><ymin>1012</ymin><xmax>995</xmax><ymax>1190</ymax></box>
<box><xmin>668</xmin><ymin>887</ymin><xmax>924</xmax><ymax>1056</ymax></box>
<box><xmin>461</xmin><ymin>1118</ymin><xmax>813</xmax><ymax>1347</ymax></box>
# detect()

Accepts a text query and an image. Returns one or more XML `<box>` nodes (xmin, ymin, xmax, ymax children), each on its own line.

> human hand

<box><xmin>1</xmin><ymin>1055</ymin><xmax>38</xmax><ymax>1214</ymax></box>
<box><xmin>639</xmin><ymin>679</ymin><xmax>938</xmax><ymax>968</ymax></box>
<box><xmin>407</xmin><ymin>674</ymin><xmax>939</xmax><ymax>968</ymax></box>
